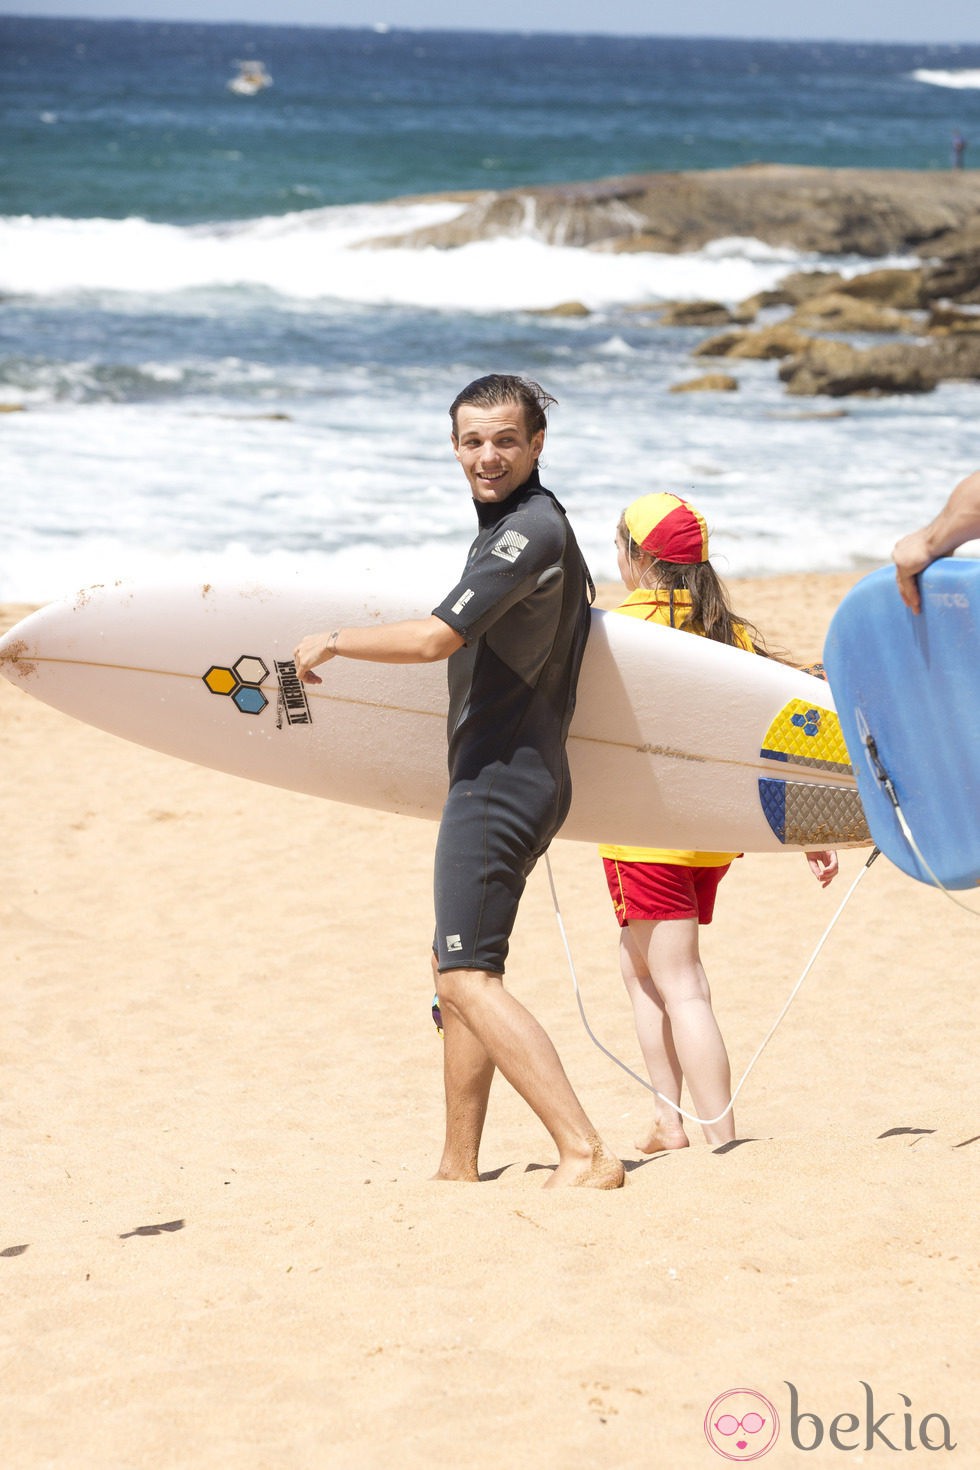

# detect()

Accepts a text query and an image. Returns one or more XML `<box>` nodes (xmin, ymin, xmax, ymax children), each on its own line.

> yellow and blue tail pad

<box><xmin>824</xmin><ymin>560</ymin><xmax>980</xmax><ymax>889</ymax></box>
<box><xmin>759</xmin><ymin>698</ymin><xmax>870</xmax><ymax>847</ymax></box>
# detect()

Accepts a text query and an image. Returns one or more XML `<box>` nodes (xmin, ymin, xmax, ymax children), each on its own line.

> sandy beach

<box><xmin>0</xmin><ymin>571</ymin><xmax>975</xmax><ymax>1468</ymax></box>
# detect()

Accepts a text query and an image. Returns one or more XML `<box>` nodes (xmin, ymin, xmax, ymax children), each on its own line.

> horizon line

<box><xmin>1</xmin><ymin>12</ymin><xmax>979</xmax><ymax>49</ymax></box>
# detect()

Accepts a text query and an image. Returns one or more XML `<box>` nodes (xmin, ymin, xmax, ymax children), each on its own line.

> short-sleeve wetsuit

<box><xmin>430</xmin><ymin>470</ymin><xmax>592</xmax><ymax>975</ymax></box>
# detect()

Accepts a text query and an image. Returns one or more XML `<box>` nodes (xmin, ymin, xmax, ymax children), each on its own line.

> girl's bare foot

<box><xmin>635</xmin><ymin>1117</ymin><xmax>690</xmax><ymax>1154</ymax></box>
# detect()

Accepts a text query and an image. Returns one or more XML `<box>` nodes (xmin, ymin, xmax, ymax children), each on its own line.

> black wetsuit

<box><xmin>431</xmin><ymin>471</ymin><xmax>592</xmax><ymax>974</ymax></box>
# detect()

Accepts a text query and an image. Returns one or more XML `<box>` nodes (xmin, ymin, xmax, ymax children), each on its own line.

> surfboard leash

<box><xmin>863</xmin><ymin>733</ymin><xmax>980</xmax><ymax>918</ymax></box>
<box><xmin>544</xmin><ymin>847</ymin><xmax>880</xmax><ymax>1129</ymax></box>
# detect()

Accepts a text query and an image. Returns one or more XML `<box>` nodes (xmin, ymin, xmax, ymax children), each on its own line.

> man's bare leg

<box><xmin>433</xmin><ymin>1006</ymin><xmax>496</xmax><ymax>1181</ymax></box>
<box><xmin>436</xmin><ymin>968</ymin><xmax>623</xmax><ymax>1189</ymax></box>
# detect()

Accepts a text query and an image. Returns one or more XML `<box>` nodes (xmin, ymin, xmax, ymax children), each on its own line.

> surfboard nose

<box><xmin>0</xmin><ymin>616</ymin><xmax>41</xmax><ymax>686</ymax></box>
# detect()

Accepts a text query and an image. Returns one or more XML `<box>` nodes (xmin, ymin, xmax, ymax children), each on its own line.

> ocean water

<box><xmin>3</xmin><ymin>16</ymin><xmax>980</xmax><ymax>601</ymax></box>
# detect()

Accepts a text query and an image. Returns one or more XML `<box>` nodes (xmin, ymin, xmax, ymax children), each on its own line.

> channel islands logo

<box><xmin>202</xmin><ymin>655</ymin><xmax>312</xmax><ymax>725</ymax></box>
<box><xmin>705</xmin><ymin>1388</ymin><xmax>780</xmax><ymax>1461</ymax></box>
<box><xmin>202</xmin><ymin>655</ymin><xmax>270</xmax><ymax>714</ymax></box>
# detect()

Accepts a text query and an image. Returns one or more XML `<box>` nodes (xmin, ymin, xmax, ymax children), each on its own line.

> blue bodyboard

<box><xmin>824</xmin><ymin>559</ymin><xmax>980</xmax><ymax>890</ymax></box>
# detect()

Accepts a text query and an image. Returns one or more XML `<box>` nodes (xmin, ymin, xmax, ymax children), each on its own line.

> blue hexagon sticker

<box><xmin>232</xmin><ymin>684</ymin><xmax>268</xmax><ymax>715</ymax></box>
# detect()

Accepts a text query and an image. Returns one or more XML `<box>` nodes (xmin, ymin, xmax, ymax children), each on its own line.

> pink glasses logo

<box><xmin>705</xmin><ymin>1389</ymin><xmax>780</xmax><ymax>1461</ymax></box>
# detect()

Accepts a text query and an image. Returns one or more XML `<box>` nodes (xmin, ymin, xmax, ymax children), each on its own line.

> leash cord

<box><xmin>864</xmin><ymin>734</ymin><xmax>979</xmax><ymax>918</ymax></box>
<box><xmin>545</xmin><ymin>847</ymin><xmax>878</xmax><ymax>1128</ymax></box>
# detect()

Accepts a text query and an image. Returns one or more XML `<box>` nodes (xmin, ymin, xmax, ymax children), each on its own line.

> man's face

<box><xmin>452</xmin><ymin>402</ymin><xmax>544</xmax><ymax>504</ymax></box>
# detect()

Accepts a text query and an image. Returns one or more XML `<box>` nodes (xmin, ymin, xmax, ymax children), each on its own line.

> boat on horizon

<box><xmin>227</xmin><ymin>60</ymin><xmax>272</xmax><ymax>96</ymax></box>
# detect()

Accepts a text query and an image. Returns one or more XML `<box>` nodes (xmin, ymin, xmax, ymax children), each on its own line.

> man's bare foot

<box><xmin>635</xmin><ymin>1118</ymin><xmax>690</xmax><ymax>1155</ymax></box>
<box><xmin>431</xmin><ymin>1163</ymin><xmax>480</xmax><ymax>1182</ymax></box>
<box><xmin>544</xmin><ymin>1136</ymin><xmax>625</xmax><ymax>1190</ymax></box>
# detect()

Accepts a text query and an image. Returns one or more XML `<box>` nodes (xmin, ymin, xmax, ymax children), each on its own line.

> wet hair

<box><xmin>617</xmin><ymin>513</ymin><xmax>776</xmax><ymax>656</ymax></box>
<box><xmin>449</xmin><ymin>374</ymin><xmax>557</xmax><ymax>441</ymax></box>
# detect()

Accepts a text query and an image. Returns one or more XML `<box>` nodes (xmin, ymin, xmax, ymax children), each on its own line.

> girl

<box><xmin>599</xmin><ymin>493</ymin><xmax>837</xmax><ymax>1150</ymax></box>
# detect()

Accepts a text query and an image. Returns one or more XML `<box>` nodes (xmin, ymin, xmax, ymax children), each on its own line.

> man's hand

<box><xmin>293</xmin><ymin>630</ymin><xmax>338</xmax><ymax>685</ymax></box>
<box><xmin>892</xmin><ymin>530</ymin><xmax>931</xmax><ymax>614</ymax></box>
<box><xmin>892</xmin><ymin>470</ymin><xmax>980</xmax><ymax>614</ymax></box>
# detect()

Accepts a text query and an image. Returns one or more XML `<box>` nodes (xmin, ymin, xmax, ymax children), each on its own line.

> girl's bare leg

<box><xmin>627</xmin><ymin>919</ymin><xmax>736</xmax><ymax>1147</ymax></box>
<box><xmin>620</xmin><ymin>926</ymin><xmax>690</xmax><ymax>1152</ymax></box>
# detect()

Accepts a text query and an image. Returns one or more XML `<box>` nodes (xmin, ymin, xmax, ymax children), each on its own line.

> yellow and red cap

<box><xmin>624</xmin><ymin>492</ymin><xmax>709</xmax><ymax>564</ymax></box>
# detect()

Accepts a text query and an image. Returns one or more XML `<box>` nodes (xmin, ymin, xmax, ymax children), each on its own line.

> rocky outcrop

<box><xmin>362</xmin><ymin>166</ymin><xmax>980</xmax><ymax>257</ymax></box>
<box><xmin>923</xmin><ymin>216</ymin><xmax>980</xmax><ymax>260</ymax></box>
<box><xmin>669</xmin><ymin>373</ymin><xmax>739</xmax><ymax>393</ymax></box>
<box><xmin>785</xmin><ymin>292</ymin><xmax>918</xmax><ymax>334</ymax></box>
<box><xmin>737</xmin><ymin>270</ymin><xmax>845</xmax><ymax>316</ymax></box>
<box><xmin>922</xmin><ymin>255</ymin><xmax>980</xmax><ymax>304</ymax></box>
<box><xmin>694</xmin><ymin>323</ymin><xmax>814</xmax><ymax>360</ymax></box>
<box><xmin>367</xmin><ymin>167</ymin><xmax>980</xmax><ymax>401</ymax></box>
<box><xmin>833</xmin><ymin>267</ymin><xmax>928</xmax><ymax>309</ymax></box>
<box><xmin>657</xmin><ymin>300</ymin><xmax>737</xmax><ymax>327</ymax></box>
<box><xmin>530</xmin><ymin>300</ymin><xmax>591</xmax><ymax>317</ymax></box>
<box><xmin>930</xmin><ymin>335</ymin><xmax>980</xmax><ymax>379</ymax></box>
<box><xmin>777</xmin><ymin>340</ymin><xmax>939</xmax><ymax>397</ymax></box>
<box><xmin>776</xmin><ymin>332</ymin><xmax>980</xmax><ymax>396</ymax></box>
<box><xmin>927</xmin><ymin>305</ymin><xmax>980</xmax><ymax>334</ymax></box>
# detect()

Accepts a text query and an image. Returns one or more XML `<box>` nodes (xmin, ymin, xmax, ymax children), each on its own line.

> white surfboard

<box><xmin>0</xmin><ymin>577</ymin><xmax>871</xmax><ymax>853</ymax></box>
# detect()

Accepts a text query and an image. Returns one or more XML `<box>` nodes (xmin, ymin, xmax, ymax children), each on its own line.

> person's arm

<box><xmin>293</xmin><ymin>616</ymin><xmax>464</xmax><ymax>684</ymax></box>
<box><xmin>804</xmin><ymin>850</ymin><xmax>838</xmax><ymax>887</ymax></box>
<box><xmin>892</xmin><ymin>470</ymin><xmax>980</xmax><ymax>613</ymax></box>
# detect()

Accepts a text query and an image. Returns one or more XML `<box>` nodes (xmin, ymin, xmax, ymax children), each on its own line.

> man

<box><xmin>294</xmin><ymin>375</ymin><xmax>624</xmax><ymax>1189</ymax></box>
<box><xmin>892</xmin><ymin>469</ymin><xmax>980</xmax><ymax>613</ymax></box>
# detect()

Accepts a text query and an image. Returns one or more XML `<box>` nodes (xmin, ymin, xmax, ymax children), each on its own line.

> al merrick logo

<box><xmin>705</xmin><ymin>1383</ymin><xmax>956</xmax><ymax>1458</ymax></box>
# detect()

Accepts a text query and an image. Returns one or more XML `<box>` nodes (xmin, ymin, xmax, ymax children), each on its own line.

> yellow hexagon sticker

<box><xmin>203</xmin><ymin>665</ymin><xmax>237</xmax><ymax>695</ymax></box>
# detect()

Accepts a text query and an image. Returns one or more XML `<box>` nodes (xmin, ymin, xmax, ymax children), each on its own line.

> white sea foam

<box><xmin>0</xmin><ymin>198</ymin><xmax>968</xmax><ymax>604</ymax></box>
<box><xmin>0</xmin><ymin>206</ymin><xmax>895</xmax><ymax>312</ymax></box>
<box><xmin>911</xmin><ymin>68</ymin><xmax>980</xmax><ymax>89</ymax></box>
<box><xmin>3</xmin><ymin>378</ymin><xmax>979</xmax><ymax>603</ymax></box>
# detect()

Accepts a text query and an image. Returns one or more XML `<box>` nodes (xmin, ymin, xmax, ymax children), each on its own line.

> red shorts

<box><xmin>602</xmin><ymin>858</ymin><xmax>731</xmax><ymax>927</ymax></box>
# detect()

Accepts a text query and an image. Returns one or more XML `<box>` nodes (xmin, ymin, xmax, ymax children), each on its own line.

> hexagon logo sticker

<box><xmin>202</xmin><ymin>654</ymin><xmax>269</xmax><ymax>716</ymax></box>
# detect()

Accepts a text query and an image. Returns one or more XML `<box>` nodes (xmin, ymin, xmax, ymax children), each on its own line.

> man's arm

<box><xmin>294</xmin><ymin>616</ymin><xmax>464</xmax><ymax>685</ymax></box>
<box><xmin>893</xmin><ymin>471</ymin><xmax>980</xmax><ymax>613</ymax></box>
